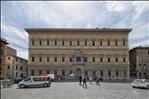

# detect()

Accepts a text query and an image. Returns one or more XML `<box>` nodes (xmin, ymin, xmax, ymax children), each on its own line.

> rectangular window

<box><xmin>31</xmin><ymin>70</ymin><xmax>34</xmax><ymax>76</ymax></box>
<box><xmin>62</xmin><ymin>41</ymin><xmax>64</xmax><ymax>46</ymax></box>
<box><xmin>123</xmin><ymin>41</ymin><xmax>126</xmax><ymax>46</ymax></box>
<box><xmin>8</xmin><ymin>57</ymin><xmax>10</xmax><ymax>60</ymax></box>
<box><xmin>92</xmin><ymin>41</ymin><xmax>95</xmax><ymax>46</ymax></box>
<box><xmin>108</xmin><ymin>71</ymin><xmax>111</xmax><ymax>76</ymax></box>
<box><xmin>108</xmin><ymin>40</ymin><xmax>110</xmax><ymax>46</ymax></box>
<box><xmin>32</xmin><ymin>57</ymin><xmax>34</xmax><ymax>62</ymax></box>
<box><xmin>47</xmin><ymin>57</ymin><xmax>50</xmax><ymax>62</ymax></box>
<box><xmin>70</xmin><ymin>41</ymin><xmax>72</xmax><ymax>46</ymax></box>
<box><xmin>39</xmin><ymin>57</ymin><xmax>42</xmax><ymax>62</ymax></box>
<box><xmin>108</xmin><ymin>57</ymin><xmax>110</xmax><ymax>62</ymax></box>
<box><xmin>115</xmin><ymin>41</ymin><xmax>118</xmax><ymax>46</ymax></box>
<box><xmin>39</xmin><ymin>70</ymin><xmax>42</xmax><ymax>75</ymax></box>
<box><xmin>76</xmin><ymin>56</ymin><xmax>81</xmax><ymax>62</ymax></box>
<box><xmin>47</xmin><ymin>70</ymin><xmax>49</xmax><ymax>74</ymax></box>
<box><xmin>116</xmin><ymin>71</ymin><xmax>119</xmax><ymax>77</ymax></box>
<box><xmin>47</xmin><ymin>41</ymin><xmax>49</xmax><ymax>45</ymax></box>
<box><xmin>54</xmin><ymin>70</ymin><xmax>57</xmax><ymax>75</ymax></box>
<box><xmin>147</xmin><ymin>50</ymin><xmax>149</xmax><ymax>55</ymax></box>
<box><xmin>62</xmin><ymin>70</ymin><xmax>65</xmax><ymax>76</ymax></box>
<box><xmin>70</xmin><ymin>57</ymin><xmax>73</xmax><ymax>62</ymax></box>
<box><xmin>16</xmin><ymin>65</ymin><xmax>18</xmax><ymax>70</ymax></box>
<box><xmin>32</xmin><ymin>40</ymin><xmax>34</xmax><ymax>46</ymax></box>
<box><xmin>100</xmin><ymin>71</ymin><xmax>103</xmax><ymax>76</ymax></box>
<box><xmin>85</xmin><ymin>41</ymin><xmax>87</xmax><ymax>46</ymax></box>
<box><xmin>83</xmin><ymin>57</ymin><xmax>87</xmax><ymax>62</ymax></box>
<box><xmin>100</xmin><ymin>41</ymin><xmax>103</xmax><ymax>46</ymax></box>
<box><xmin>39</xmin><ymin>40</ymin><xmax>42</xmax><ymax>46</ymax></box>
<box><xmin>77</xmin><ymin>41</ymin><xmax>80</xmax><ymax>46</ymax></box>
<box><xmin>55</xmin><ymin>41</ymin><xmax>57</xmax><ymax>46</ymax></box>
<box><xmin>115</xmin><ymin>57</ymin><xmax>118</xmax><ymax>62</ymax></box>
<box><xmin>8</xmin><ymin>65</ymin><xmax>10</xmax><ymax>69</ymax></box>
<box><xmin>100</xmin><ymin>57</ymin><xmax>103</xmax><ymax>62</ymax></box>
<box><xmin>123</xmin><ymin>57</ymin><xmax>126</xmax><ymax>62</ymax></box>
<box><xmin>54</xmin><ymin>57</ymin><xmax>57</xmax><ymax>62</ymax></box>
<box><xmin>93</xmin><ymin>71</ymin><xmax>95</xmax><ymax>76</ymax></box>
<box><xmin>92</xmin><ymin>57</ymin><xmax>95</xmax><ymax>62</ymax></box>
<box><xmin>20</xmin><ymin>66</ymin><xmax>23</xmax><ymax>71</ymax></box>
<box><xmin>62</xmin><ymin>57</ymin><xmax>65</xmax><ymax>62</ymax></box>
<box><xmin>85</xmin><ymin>70</ymin><xmax>88</xmax><ymax>76</ymax></box>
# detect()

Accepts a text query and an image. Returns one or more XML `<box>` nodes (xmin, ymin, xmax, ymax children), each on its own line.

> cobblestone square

<box><xmin>1</xmin><ymin>82</ymin><xmax>149</xmax><ymax>99</ymax></box>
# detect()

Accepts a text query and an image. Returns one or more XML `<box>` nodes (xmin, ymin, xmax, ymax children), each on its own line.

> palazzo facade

<box><xmin>26</xmin><ymin>28</ymin><xmax>132</xmax><ymax>80</ymax></box>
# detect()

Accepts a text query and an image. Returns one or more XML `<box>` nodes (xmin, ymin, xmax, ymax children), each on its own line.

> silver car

<box><xmin>131</xmin><ymin>79</ymin><xmax>149</xmax><ymax>89</ymax></box>
<box><xmin>18</xmin><ymin>76</ymin><xmax>50</xmax><ymax>88</ymax></box>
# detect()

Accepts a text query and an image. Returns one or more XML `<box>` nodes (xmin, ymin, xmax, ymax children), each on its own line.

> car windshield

<box><xmin>145</xmin><ymin>79</ymin><xmax>149</xmax><ymax>82</ymax></box>
<box><xmin>24</xmin><ymin>77</ymin><xmax>31</xmax><ymax>81</ymax></box>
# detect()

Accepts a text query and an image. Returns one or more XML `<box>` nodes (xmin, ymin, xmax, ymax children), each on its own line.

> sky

<box><xmin>1</xmin><ymin>1</ymin><xmax>149</xmax><ymax>60</ymax></box>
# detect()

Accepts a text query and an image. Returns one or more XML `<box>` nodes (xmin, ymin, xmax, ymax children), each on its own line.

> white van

<box><xmin>131</xmin><ymin>79</ymin><xmax>149</xmax><ymax>89</ymax></box>
<box><xmin>18</xmin><ymin>76</ymin><xmax>50</xmax><ymax>88</ymax></box>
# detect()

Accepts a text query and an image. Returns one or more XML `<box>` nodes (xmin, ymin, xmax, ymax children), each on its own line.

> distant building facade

<box><xmin>129</xmin><ymin>47</ymin><xmax>149</xmax><ymax>79</ymax></box>
<box><xmin>26</xmin><ymin>28</ymin><xmax>131</xmax><ymax>81</ymax></box>
<box><xmin>0</xmin><ymin>38</ymin><xmax>8</xmax><ymax>79</ymax></box>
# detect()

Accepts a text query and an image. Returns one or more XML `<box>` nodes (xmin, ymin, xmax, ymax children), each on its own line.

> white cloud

<box><xmin>1</xmin><ymin>22</ymin><xmax>28</xmax><ymax>59</ymax></box>
<box><xmin>105</xmin><ymin>1</ymin><xmax>128</xmax><ymax>12</ymax></box>
<box><xmin>1</xmin><ymin>22</ymin><xmax>28</xmax><ymax>40</ymax></box>
<box><xmin>1</xmin><ymin>1</ymin><xmax>149</xmax><ymax>59</ymax></box>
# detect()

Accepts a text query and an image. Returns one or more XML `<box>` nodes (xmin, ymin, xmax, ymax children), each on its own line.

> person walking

<box><xmin>96</xmin><ymin>76</ymin><xmax>100</xmax><ymax>86</ymax></box>
<box><xmin>79</xmin><ymin>76</ymin><xmax>82</xmax><ymax>86</ymax></box>
<box><xmin>83</xmin><ymin>76</ymin><xmax>87</xmax><ymax>88</ymax></box>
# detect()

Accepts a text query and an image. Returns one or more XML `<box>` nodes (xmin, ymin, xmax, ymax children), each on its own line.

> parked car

<box><xmin>131</xmin><ymin>79</ymin><xmax>149</xmax><ymax>89</ymax></box>
<box><xmin>18</xmin><ymin>76</ymin><xmax>50</xmax><ymax>88</ymax></box>
<box><xmin>14</xmin><ymin>78</ymin><xmax>24</xmax><ymax>84</ymax></box>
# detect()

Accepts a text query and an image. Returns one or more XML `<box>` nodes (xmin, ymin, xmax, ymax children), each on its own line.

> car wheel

<box><xmin>146</xmin><ymin>85</ymin><xmax>149</xmax><ymax>89</ymax></box>
<box><xmin>43</xmin><ymin>83</ymin><xmax>48</xmax><ymax>87</ymax></box>
<box><xmin>20</xmin><ymin>84</ymin><xmax>25</xmax><ymax>88</ymax></box>
<box><xmin>133</xmin><ymin>86</ymin><xmax>135</xmax><ymax>88</ymax></box>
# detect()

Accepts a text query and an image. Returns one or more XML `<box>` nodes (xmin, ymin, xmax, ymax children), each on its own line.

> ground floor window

<box><xmin>85</xmin><ymin>70</ymin><xmax>88</xmax><ymax>76</ymax></box>
<box><xmin>21</xmin><ymin>73</ymin><xmax>23</xmax><ymax>78</ymax></box>
<box><xmin>116</xmin><ymin>71</ymin><xmax>119</xmax><ymax>77</ymax></box>
<box><xmin>62</xmin><ymin>70</ymin><xmax>65</xmax><ymax>76</ymax></box>
<box><xmin>39</xmin><ymin>70</ymin><xmax>42</xmax><ymax>75</ymax></box>
<box><xmin>47</xmin><ymin>70</ymin><xmax>49</xmax><ymax>74</ymax></box>
<box><xmin>31</xmin><ymin>70</ymin><xmax>34</xmax><ymax>76</ymax></box>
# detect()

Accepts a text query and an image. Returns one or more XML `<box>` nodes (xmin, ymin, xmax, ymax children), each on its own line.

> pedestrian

<box><xmin>96</xmin><ymin>76</ymin><xmax>100</xmax><ymax>86</ymax></box>
<box><xmin>89</xmin><ymin>77</ymin><xmax>92</xmax><ymax>84</ymax></box>
<box><xmin>79</xmin><ymin>76</ymin><xmax>82</xmax><ymax>86</ymax></box>
<box><xmin>83</xmin><ymin>76</ymin><xmax>87</xmax><ymax>88</ymax></box>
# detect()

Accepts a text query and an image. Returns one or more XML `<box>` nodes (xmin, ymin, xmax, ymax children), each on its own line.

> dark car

<box><xmin>14</xmin><ymin>78</ymin><xmax>24</xmax><ymax>84</ymax></box>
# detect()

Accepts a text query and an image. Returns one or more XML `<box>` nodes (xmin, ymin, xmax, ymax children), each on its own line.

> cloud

<box><xmin>1</xmin><ymin>22</ymin><xmax>28</xmax><ymax>59</ymax></box>
<box><xmin>105</xmin><ymin>1</ymin><xmax>128</xmax><ymax>12</ymax></box>
<box><xmin>1</xmin><ymin>1</ymin><xmax>149</xmax><ymax>59</ymax></box>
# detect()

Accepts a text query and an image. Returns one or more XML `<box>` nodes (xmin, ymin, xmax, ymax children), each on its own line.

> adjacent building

<box><xmin>129</xmin><ymin>46</ymin><xmax>149</xmax><ymax>79</ymax></box>
<box><xmin>0</xmin><ymin>38</ymin><xmax>8</xmax><ymax>79</ymax></box>
<box><xmin>5</xmin><ymin>46</ymin><xmax>28</xmax><ymax>79</ymax></box>
<box><xmin>26</xmin><ymin>28</ymin><xmax>131</xmax><ymax>81</ymax></box>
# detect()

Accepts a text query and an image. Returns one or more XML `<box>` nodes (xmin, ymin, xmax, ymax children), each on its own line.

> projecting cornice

<box><xmin>25</xmin><ymin>28</ymin><xmax>132</xmax><ymax>34</ymax></box>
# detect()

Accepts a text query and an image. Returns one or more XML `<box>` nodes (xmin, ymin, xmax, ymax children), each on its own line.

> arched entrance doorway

<box><xmin>76</xmin><ymin>68</ymin><xmax>81</xmax><ymax>77</ymax></box>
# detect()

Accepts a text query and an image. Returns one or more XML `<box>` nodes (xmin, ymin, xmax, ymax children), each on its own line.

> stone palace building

<box><xmin>26</xmin><ymin>28</ymin><xmax>132</xmax><ymax>81</ymax></box>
